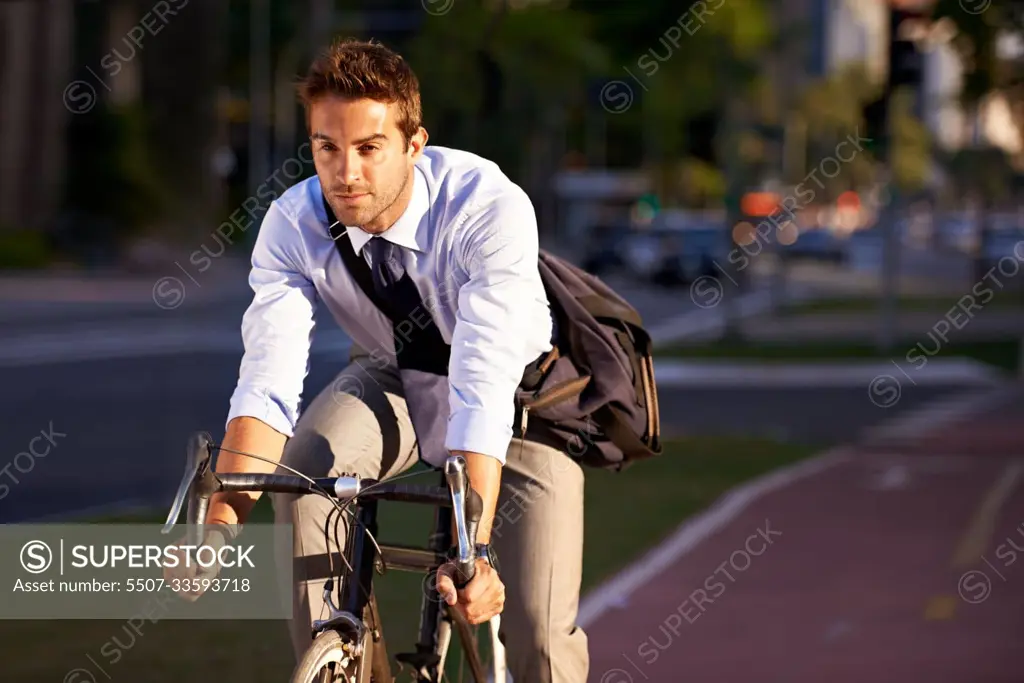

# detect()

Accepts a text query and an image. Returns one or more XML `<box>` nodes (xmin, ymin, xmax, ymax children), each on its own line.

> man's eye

<box><xmin>359</xmin><ymin>145</ymin><xmax>379</xmax><ymax>153</ymax></box>
<box><xmin>318</xmin><ymin>144</ymin><xmax>337</xmax><ymax>153</ymax></box>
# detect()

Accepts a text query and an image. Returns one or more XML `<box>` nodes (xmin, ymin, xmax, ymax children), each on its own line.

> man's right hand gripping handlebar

<box><xmin>436</xmin><ymin>455</ymin><xmax>506</xmax><ymax>626</ymax></box>
<box><xmin>161</xmin><ymin>420</ymin><xmax>287</xmax><ymax>602</ymax></box>
<box><xmin>158</xmin><ymin>432</ymin><xmax>228</xmax><ymax>601</ymax></box>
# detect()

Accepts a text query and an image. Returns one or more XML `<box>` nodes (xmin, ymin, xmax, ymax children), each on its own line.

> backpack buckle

<box><xmin>512</xmin><ymin>400</ymin><xmax>530</xmax><ymax>439</ymax></box>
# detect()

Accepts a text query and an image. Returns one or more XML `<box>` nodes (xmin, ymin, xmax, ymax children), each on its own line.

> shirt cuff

<box><xmin>445</xmin><ymin>408</ymin><xmax>512</xmax><ymax>465</ymax></box>
<box><xmin>226</xmin><ymin>387</ymin><xmax>297</xmax><ymax>438</ymax></box>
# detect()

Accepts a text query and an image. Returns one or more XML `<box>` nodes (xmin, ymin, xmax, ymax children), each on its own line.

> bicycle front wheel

<box><xmin>290</xmin><ymin>628</ymin><xmax>376</xmax><ymax>683</ymax></box>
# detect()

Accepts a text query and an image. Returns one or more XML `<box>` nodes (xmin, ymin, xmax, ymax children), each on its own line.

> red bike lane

<box><xmin>585</xmin><ymin>386</ymin><xmax>1024</xmax><ymax>683</ymax></box>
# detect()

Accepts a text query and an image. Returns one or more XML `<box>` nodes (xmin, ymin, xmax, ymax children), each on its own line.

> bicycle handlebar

<box><xmin>160</xmin><ymin>432</ymin><xmax>483</xmax><ymax>583</ymax></box>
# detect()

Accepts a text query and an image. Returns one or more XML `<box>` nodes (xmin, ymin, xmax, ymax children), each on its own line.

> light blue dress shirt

<box><xmin>226</xmin><ymin>145</ymin><xmax>554</xmax><ymax>466</ymax></box>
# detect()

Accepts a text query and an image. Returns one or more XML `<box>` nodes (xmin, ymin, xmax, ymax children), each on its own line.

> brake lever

<box><xmin>444</xmin><ymin>455</ymin><xmax>482</xmax><ymax>588</ymax></box>
<box><xmin>161</xmin><ymin>431</ymin><xmax>215</xmax><ymax>538</ymax></box>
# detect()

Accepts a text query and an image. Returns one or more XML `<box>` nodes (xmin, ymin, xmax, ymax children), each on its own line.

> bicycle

<box><xmin>161</xmin><ymin>431</ymin><xmax>508</xmax><ymax>682</ymax></box>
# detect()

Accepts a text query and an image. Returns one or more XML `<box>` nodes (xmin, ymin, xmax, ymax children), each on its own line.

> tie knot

<box><xmin>367</xmin><ymin>236</ymin><xmax>404</xmax><ymax>288</ymax></box>
<box><xmin>366</xmin><ymin>235</ymin><xmax>393</xmax><ymax>262</ymax></box>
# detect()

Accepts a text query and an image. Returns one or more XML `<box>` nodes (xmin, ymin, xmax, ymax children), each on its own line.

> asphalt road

<box><xmin>0</xmin><ymin>349</ymin><xmax>971</xmax><ymax>524</ymax></box>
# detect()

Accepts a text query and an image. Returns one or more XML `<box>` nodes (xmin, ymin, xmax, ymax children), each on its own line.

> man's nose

<box><xmin>337</xmin><ymin>151</ymin><xmax>362</xmax><ymax>186</ymax></box>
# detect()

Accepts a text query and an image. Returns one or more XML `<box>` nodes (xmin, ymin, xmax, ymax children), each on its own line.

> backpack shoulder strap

<box><xmin>321</xmin><ymin>193</ymin><xmax>397</xmax><ymax>320</ymax></box>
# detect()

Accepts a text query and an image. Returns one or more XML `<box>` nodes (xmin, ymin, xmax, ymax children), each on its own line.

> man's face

<box><xmin>309</xmin><ymin>95</ymin><xmax>426</xmax><ymax>233</ymax></box>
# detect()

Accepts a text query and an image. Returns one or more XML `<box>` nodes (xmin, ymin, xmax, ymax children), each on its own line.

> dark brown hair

<box><xmin>296</xmin><ymin>38</ymin><xmax>422</xmax><ymax>147</ymax></box>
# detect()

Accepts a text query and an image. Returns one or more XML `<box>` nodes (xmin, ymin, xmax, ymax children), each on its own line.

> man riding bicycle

<box><xmin>179</xmin><ymin>38</ymin><xmax>590</xmax><ymax>682</ymax></box>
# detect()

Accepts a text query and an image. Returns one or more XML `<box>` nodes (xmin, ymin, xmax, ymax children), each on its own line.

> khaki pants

<box><xmin>270</xmin><ymin>354</ymin><xmax>590</xmax><ymax>682</ymax></box>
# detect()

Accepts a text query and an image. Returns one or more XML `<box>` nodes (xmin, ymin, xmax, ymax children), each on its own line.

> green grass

<box><xmin>0</xmin><ymin>436</ymin><xmax>816</xmax><ymax>682</ymax></box>
<box><xmin>780</xmin><ymin>294</ymin><xmax>1024</xmax><ymax>316</ymax></box>
<box><xmin>658</xmin><ymin>338</ymin><xmax>1022</xmax><ymax>373</ymax></box>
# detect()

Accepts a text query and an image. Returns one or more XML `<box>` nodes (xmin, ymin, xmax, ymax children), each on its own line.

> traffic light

<box><xmin>889</xmin><ymin>8</ymin><xmax>925</xmax><ymax>89</ymax></box>
<box><xmin>861</xmin><ymin>95</ymin><xmax>888</xmax><ymax>157</ymax></box>
<box><xmin>861</xmin><ymin>5</ymin><xmax>927</xmax><ymax>161</ymax></box>
<box><xmin>687</xmin><ymin>111</ymin><xmax>718</xmax><ymax>164</ymax></box>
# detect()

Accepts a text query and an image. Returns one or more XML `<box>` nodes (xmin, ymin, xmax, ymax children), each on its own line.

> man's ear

<box><xmin>409</xmin><ymin>126</ymin><xmax>428</xmax><ymax>159</ymax></box>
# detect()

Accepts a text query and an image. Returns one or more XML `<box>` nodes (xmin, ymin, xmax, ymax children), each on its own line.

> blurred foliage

<box><xmin>22</xmin><ymin>0</ymin><xmax>1024</xmax><ymax>270</ymax></box>
<box><xmin>407</xmin><ymin>0</ymin><xmax>780</xmax><ymax>178</ymax></box>
<box><xmin>944</xmin><ymin>144</ymin><xmax>1019</xmax><ymax>203</ymax></box>
<box><xmin>0</xmin><ymin>230</ymin><xmax>52</xmax><ymax>270</ymax></box>
<box><xmin>407</xmin><ymin>1</ymin><xmax>609</xmax><ymax>167</ymax></box>
<box><xmin>931</xmin><ymin>0</ymin><xmax>1022</xmax><ymax>104</ymax></box>
<box><xmin>889</xmin><ymin>89</ymin><xmax>934</xmax><ymax>193</ymax></box>
<box><xmin>931</xmin><ymin>0</ymin><xmax>1024</xmax><ymax>163</ymax></box>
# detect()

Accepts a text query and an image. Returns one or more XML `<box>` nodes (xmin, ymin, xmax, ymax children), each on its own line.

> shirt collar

<box><xmin>346</xmin><ymin>167</ymin><xmax>430</xmax><ymax>255</ymax></box>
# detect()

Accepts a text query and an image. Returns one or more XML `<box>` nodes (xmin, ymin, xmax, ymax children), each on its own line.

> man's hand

<box><xmin>163</xmin><ymin>527</ymin><xmax>229</xmax><ymax>602</ymax></box>
<box><xmin>435</xmin><ymin>557</ymin><xmax>505</xmax><ymax>625</ymax></box>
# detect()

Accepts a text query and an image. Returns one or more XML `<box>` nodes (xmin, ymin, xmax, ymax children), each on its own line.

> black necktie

<box><xmin>361</xmin><ymin>236</ymin><xmax>452</xmax><ymax>464</ymax></box>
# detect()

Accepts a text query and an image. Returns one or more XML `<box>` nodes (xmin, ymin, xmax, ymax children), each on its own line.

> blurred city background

<box><xmin>1</xmin><ymin>0</ymin><xmax>1023</xmax><ymax>681</ymax></box>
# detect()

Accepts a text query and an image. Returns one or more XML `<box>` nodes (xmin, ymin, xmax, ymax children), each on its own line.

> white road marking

<box><xmin>860</xmin><ymin>386</ymin><xmax>1015</xmax><ymax>446</ymax></box>
<box><xmin>652</xmin><ymin>359</ymin><xmax>1004</xmax><ymax>387</ymax></box>
<box><xmin>869</xmin><ymin>464</ymin><xmax>911</xmax><ymax>491</ymax></box>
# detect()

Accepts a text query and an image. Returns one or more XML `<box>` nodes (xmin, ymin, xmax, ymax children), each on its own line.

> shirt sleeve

<box><xmin>226</xmin><ymin>201</ymin><xmax>318</xmax><ymax>437</ymax></box>
<box><xmin>444</xmin><ymin>188</ymin><xmax>552</xmax><ymax>463</ymax></box>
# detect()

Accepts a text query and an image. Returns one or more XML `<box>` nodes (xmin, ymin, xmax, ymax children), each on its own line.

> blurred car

<box><xmin>780</xmin><ymin>226</ymin><xmax>846</xmax><ymax>264</ymax></box>
<box><xmin>659</xmin><ymin>224</ymin><xmax>724</xmax><ymax>284</ymax></box>
<box><xmin>982</xmin><ymin>228</ymin><xmax>1024</xmax><ymax>262</ymax></box>
<box><xmin>581</xmin><ymin>217</ymin><xmax>725</xmax><ymax>286</ymax></box>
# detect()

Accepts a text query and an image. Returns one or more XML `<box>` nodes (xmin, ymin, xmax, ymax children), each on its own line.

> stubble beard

<box><xmin>330</xmin><ymin>170</ymin><xmax>412</xmax><ymax>235</ymax></box>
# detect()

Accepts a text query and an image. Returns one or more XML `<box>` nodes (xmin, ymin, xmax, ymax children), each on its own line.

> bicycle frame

<box><xmin>337</xmin><ymin>485</ymin><xmax>455</xmax><ymax>680</ymax></box>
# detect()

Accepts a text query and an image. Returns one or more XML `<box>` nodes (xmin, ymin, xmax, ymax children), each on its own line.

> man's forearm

<box><xmin>206</xmin><ymin>416</ymin><xmax>288</xmax><ymax>527</ymax></box>
<box><xmin>450</xmin><ymin>450</ymin><xmax>502</xmax><ymax>544</ymax></box>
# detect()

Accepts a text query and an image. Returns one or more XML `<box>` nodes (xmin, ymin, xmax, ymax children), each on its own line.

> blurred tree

<box><xmin>406</xmin><ymin>1</ymin><xmax>607</xmax><ymax>158</ymax></box>
<box><xmin>143</xmin><ymin>0</ymin><xmax>232</xmax><ymax>246</ymax></box>
<box><xmin>928</xmin><ymin>0</ymin><xmax>1023</xmax><ymax>280</ymax></box>
<box><xmin>785</xmin><ymin>63</ymin><xmax>932</xmax><ymax>203</ymax></box>
<box><xmin>945</xmin><ymin>144</ymin><xmax>1018</xmax><ymax>203</ymax></box>
<box><xmin>930</xmin><ymin>0</ymin><xmax>1024</xmax><ymax>161</ymax></box>
<box><xmin>405</xmin><ymin>0</ymin><xmax>609</xmax><ymax>234</ymax></box>
<box><xmin>0</xmin><ymin>0</ymin><xmax>73</xmax><ymax>259</ymax></box>
<box><xmin>406</xmin><ymin>0</ymin><xmax>780</xmax><ymax>211</ymax></box>
<box><xmin>888</xmin><ymin>88</ymin><xmax>933</xmax><ymax>193</ymax></box>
